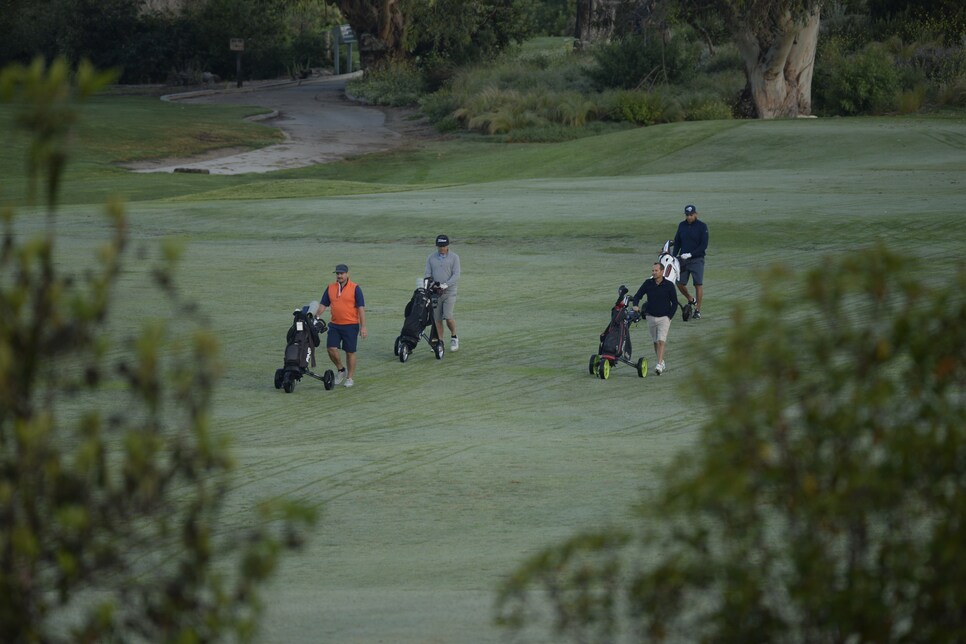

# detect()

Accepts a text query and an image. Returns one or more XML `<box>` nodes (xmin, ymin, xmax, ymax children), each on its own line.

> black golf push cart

<box><xmin>274</xmin><ymin>305</ymin><xmax>335</xmax><ymax>393</ymax></box>
<box><xmin>589</xmin><ymin>285</ymin><xmax>647</xmax><ymax>379</ymax></box>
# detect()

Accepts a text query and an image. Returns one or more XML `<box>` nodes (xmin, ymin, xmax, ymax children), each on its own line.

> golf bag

<box><xmin>599</xmin><ymin>285</ymin><xmax>634</xmax><ymax>362</ymax></box>
<box><xmin>659</xmin><ymin>240</ymin><xmax>691</xmax><ymax>321</ymax></box>
<box><xmin>658</xmin><ymin>240</ymin><xmax>681</xmax><ymax>283</ymax></box>
<box><xmin>589</xmin><ymin>285</ymin><xmax>646</xmax><ymax>379</ymax></box>
<box><xmin>274</xmin><ymin>305</ymin><xmax>335</xmax><ymax>393</ymax></box>
<box><xmin>393</xmin><ymin>278</ymin><xmax>443</xmax><ymax>362</ymax></box>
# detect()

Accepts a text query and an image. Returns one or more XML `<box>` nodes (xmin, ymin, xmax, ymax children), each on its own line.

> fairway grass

<box><xmin>6</xmin><ymin>110</ymin><xmax>966</xmax><ymax>642</ymax></box>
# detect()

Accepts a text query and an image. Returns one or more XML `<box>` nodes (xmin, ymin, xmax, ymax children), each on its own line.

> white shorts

<box><xmin>646</xmin><ymin>315</ymin><xmax>670</xmax><ymax>343</ymax></box>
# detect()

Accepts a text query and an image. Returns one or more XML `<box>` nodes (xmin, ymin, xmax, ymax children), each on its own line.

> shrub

<box><xmin>898</xmin><ymin>85</ymin><xmax>928</xmax><ymax>113</ymax></box>
<box><xmin>820</xmin><ymin>4</ymin><xmax>874</xmax><ymax>53</ymax></box>
<box><xmin>347</xmin><ymin>60</ymin><xmax>424</xmax><ymax>106</ymax></box>
<box><xmin>589</xmin><ymin>33</ymin><xmax>699</xmax><ymax>91</ymax></box>
<box><xmin>419</xmin><ymin>90</ymin><xmax>462</xmax><ymax>123</ymax></box>
<box><xmin>545</xmin><ymin>91</ymin><xmax>600</xmax><ymax>127</ymax></box>
<box><xmin>939</xmin><ymin>75</ymin><xmax>966</xmax><ymax>106</ymax></box>
<box><xmin>814</xmin><ymin>41</ymin><xmax>901</xmax><ymax>115</ymax></box>
<box><xmin>681</xmin><ymin>95</ymin><xmax>733</xmax><ymax>121</ymax></box>
<box><xmin>697</xmin><ymin>42</ymin><xmax>745</xmax><ymax>75</ymax></box>
<box><xmin>613</xmin><ymin>89</ymin><xmax>682</xmax><ymax>125</ymax></box>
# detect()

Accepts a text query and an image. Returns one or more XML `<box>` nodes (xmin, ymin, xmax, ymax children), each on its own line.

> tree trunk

<box><xmin>575</xmin><ymin>0</ymin><xmax>621</xmax><ymax>45</ymax></box>
<box><xmin>336</xmin><ymin>0</ymin><xmax>407</xmax><ymax>69</ymax></box>
<box><xmin>735</xmin><ymin>7</ymin><xmax>820</xmax><ymax>119</ymax></box>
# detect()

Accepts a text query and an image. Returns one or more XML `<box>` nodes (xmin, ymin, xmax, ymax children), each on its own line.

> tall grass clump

<box><xmin>428</xmin><ymin>42</ymin><xmax>604</xmax><ymax>138</ymax></box>
<box><xmin>347</xmin><ymin>59</ymin><xmax>425</xmax><ymax>106</ymax></box>
<box><xmin>940</xmin><ymin>75</ymin><xmax>966</xmax><ymax>107</ymax></box>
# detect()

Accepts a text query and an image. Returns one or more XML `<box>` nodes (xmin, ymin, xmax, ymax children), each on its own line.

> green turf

<box><xmin>5</xmin><ymin>101</ymin><xmax>966</xmax><ymax>642</ymax></box>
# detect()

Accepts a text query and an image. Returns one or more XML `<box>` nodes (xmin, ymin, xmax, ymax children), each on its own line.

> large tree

<box><xmin>678</xmin><ymin>0</ymin><xmax>821</xmax><ymax>117</ymax></box>
<box><xmin>497</xmin><ymin>246</ymin><xmax>966</xmax><ymax>641</ymax></box>
<box><xmin>1</xmin><ymin>59</ymin><xmax>315</xmax><ymax>641</ymax></box>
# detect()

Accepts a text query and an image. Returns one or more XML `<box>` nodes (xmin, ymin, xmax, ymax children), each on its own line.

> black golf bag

<box><xmin>393</xmin><ymin>278</ymin><xmax>443</xmax><ymax>362</ymax></box>
<box><xmin>589</xmin><ymin>285</ymin><xmax>647</xmax><ymax>379</ymax></box>
<box><xmin>274</xmin><ymin>305</ymin><xmax>335</xmax><ymax>393</ymax></box>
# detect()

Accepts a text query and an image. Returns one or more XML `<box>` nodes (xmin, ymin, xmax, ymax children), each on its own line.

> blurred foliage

<box><xmin>0</xmin><ymin>58</ymin><xmax>315</xmax><ymax>641</ymax></box>
<box><xmin>497</xmin><ymin>245</ymin><xmax>966</xmax><ymax>642</ymax></box>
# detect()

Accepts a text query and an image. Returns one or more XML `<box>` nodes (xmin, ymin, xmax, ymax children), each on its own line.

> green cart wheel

<box><xmin>597</xmin><ymin>359</ymin><xmax>611</xmax><ymax>380</ymax></box>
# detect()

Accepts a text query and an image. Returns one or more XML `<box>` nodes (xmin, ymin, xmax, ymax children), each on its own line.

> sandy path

<box><xmin>127</xmin><ymin>74</ymin><xmax>432</xmax><ymax>175</ymax></box>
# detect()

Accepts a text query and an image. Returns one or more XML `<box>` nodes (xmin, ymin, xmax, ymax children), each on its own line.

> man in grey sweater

<box><xmin>424</xmin><ymin>234</ymin><xmax>461</xmax><ymax>351</ymax></box>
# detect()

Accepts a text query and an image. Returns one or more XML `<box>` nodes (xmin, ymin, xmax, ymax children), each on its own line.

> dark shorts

<box><xmin>677</xmin><ymin>257</ymin><xmax>705</xmax><ymax>286</ymax></box>
<box><xmin>327</xmin><ymin>323</ymin><xmax>360</xmax><ymax>353</ymax></box>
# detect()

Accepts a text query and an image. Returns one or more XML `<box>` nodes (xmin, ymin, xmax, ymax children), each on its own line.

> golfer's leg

<box><xmin>346</xmin><ymin>351</ymin><xmax>357</xmax><ymax>378</ymax></box>
<box><xmin>677</xmin><ymin>283</ymin><xmax>692</xmax><ymax>302</ymax></box>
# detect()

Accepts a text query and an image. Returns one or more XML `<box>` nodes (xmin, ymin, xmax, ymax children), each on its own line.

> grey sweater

<box><xmin>424</xmin><ymin>251</ymin><xmax>461</xmax><ymax>295</ymax></box>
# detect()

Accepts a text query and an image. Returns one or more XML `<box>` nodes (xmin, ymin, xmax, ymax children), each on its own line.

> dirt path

<box><xmin>126</xmin><ymin>74</ymin><xmax>436</xmax><ymax>175</ymax></box>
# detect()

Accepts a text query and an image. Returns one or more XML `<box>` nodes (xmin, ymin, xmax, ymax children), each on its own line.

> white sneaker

<box><xmin>450</xmin><ymin>336</ymin><xmax>459</xmax><ymax>351</ymax></box>
<box><xmin>655</xmin><ymin>361</ymin><xmax>665</xmax><ymax>375</ymax></box>
<box><xmin>344</xmin><ymin>378</ymin><xmax>354</xmax><ymax>388</ymax></box>
<box><xmin>334</xmin><ymin>369</ymin><xmax>346</xmax><ymax>385</ymax></box>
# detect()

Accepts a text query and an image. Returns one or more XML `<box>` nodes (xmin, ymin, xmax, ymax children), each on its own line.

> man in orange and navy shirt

<box><xmin>315</xmin><ymin>264</ymin><xmax>367</xmax><ymax>387</ymax></box>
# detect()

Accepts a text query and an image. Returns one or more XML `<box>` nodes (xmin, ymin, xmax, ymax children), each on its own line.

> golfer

<box><xmin>424</xmin><ymin>234</ymin><xmax>461</xmax><ymax>351</ymax></box>
<box><xmin>672</xmin><ymin>204</ymin><xmax>709</xmax><ymax>319</ymax></box>
<box><xmin>315</xmin><ymin>264</ymin><xmax>367</xmax><ymax>387</ymax></box>
<box><xmin>632</xmin><ymin>262</ymin><xmax>679</xmax><ymax>375</ymax></box>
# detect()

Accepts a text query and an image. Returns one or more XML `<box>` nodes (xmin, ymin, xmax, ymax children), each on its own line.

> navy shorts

<box><xmin>327</xmin><ymin>323</ymin><xmax>360</xmax><ymax>353</ymax></box>
<box><xmin>677</xmin><ymin>257</ymin><xmax>705</xmax><ymax>286</ymax></box>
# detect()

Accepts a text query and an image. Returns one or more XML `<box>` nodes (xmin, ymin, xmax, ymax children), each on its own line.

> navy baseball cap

<box><xmin>333</xmin><ymin>264</ymin><xmax>349</xmax><ymax>273</ymax></box>
<box><xmin>684</xmin><ymin>205</ymin><xmax>697</xmax><ymax>215</ymax></box>
<box><xmin>435</xmin><ymin>234</ymin><xmax>450</xmax><ymax>246</ymax></box>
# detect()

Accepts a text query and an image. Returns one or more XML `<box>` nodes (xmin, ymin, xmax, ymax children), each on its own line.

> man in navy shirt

<box><xmin>672</xmin><ymin>204</ymin><xmax>709</xmax><ymax>319</ymax></box>
<box><xmin>632</xmin><ymin>263</ymin><xmax>679</xmax><ymax>375</ymax></box>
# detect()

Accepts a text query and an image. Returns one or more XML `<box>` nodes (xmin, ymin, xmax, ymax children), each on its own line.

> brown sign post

<box><xmin>230</xmin><ymin>38</ymin><xmax>244</xmax><ymax>87</ymax></box>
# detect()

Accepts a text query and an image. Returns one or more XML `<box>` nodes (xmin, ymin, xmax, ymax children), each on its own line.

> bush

<box><xmin>697</xmin><ymin>42</ymin><xmax>745</xmax><ymax>75</ymax></box>
<box><xmin>347</xmin><ymin>60</ymin><xmax>425</xmax><ymax>106</ymax></box>
<box><xmin>898</xmin><ymin>84</ymin><xmax>929</xmax><ymax>113</ymax></box>
<box><xmin>589</xmin><ymin>33</ymin><xmax>699</xmax><ymax>91</ymax></box>
<box><xmin>814</xmin><ymin>41</ymin><xmax>901</xmax><ymax>115</ymax></box>
<box><xmin>419</xmin><ymin>90</ymin><xmax>462</xmax><ymax>123</ymax></box>
<box><xmin>681</xmin><ymin>95</ymin><xmax>733</xmax><ymax>121</ymax></box>
<box><xmin>939</xmin><ymin>74</ymin><xmax>966</xmax><ymax>106</ymax></box>
<box><xmin>612</xmin><ymin>89</ymin><xmax>683</xmax><ymax>125</ymax></box>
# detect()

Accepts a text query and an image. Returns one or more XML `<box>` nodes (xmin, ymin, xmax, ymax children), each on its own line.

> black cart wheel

<box><xmin>323</xmin><ymin>369</ymin><xmax>335</xmax><ymax>390</ymax></box>
<box><xmin>589</xmin><ymin>354</ymin><xmax>599</xmax><ymax>375</ymax></box>
<box><xmin>636</xmin><ymin>357</ymin><xmax>647</xmax><ymax>378</ymax></box>
<box><xmin>393</xmin><ymin>336</ymin><xmax>402</xmax><ymax>356</ymax></box>
<box><xmin>274</xmin><ymin>368</ymin><xmax>284</xmax><ymax>389</ymax></box>
<box><xmin>399</xmin><ymin>345</ymin><xmax>410</xmax><ymax>363</ymax></box>
<box><xmin>434</xmin><ymin>342</ymin><xmax>444</xmax><ymax>360</ymax></box>
<box><xmin>283</xmin><ymin>375</ymin><xmax>295</xmax><ymax>393</ymax></box>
